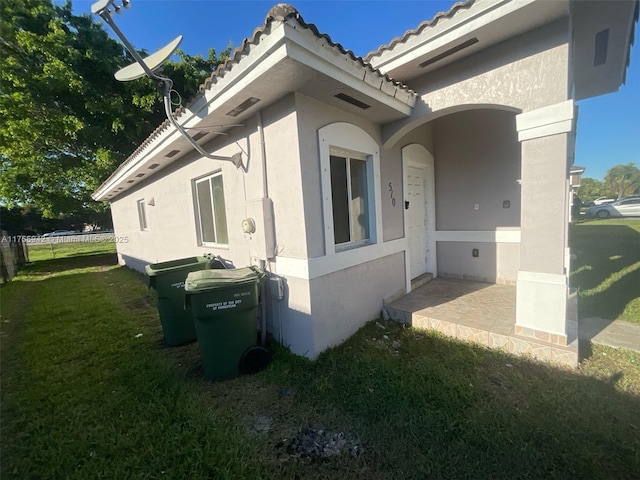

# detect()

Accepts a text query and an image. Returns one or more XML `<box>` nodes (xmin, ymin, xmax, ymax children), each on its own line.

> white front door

<box><xmin>402</xmin><ymin>144</ymin><xmax>437</xmax><ymax>282</ymax></box>
<box><xmin>406</xmin><ymin>165</ymin><xmax>427</xmax><ymax>279</ymax></box>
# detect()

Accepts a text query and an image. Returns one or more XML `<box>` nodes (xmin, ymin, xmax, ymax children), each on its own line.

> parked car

<box><xmin>584</xmin><ymin>196</ymin><xmax>617</xmax><ymax>207</ymax></box>
<box><xmin>585</xmin><ymin>197</ymin><xmax>640</xmax><ymax>218</ymax></box>
<box><xmin>42</xmin><ymin>230</ymin><xmax>73</xmax><ymax>237</ymax></box>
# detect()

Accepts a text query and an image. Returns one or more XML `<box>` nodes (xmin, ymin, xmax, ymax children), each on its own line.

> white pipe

<box><xmin>257</xmin><ymin>110</ymin><xmax>269</xmax><ymax>198</ymax></box>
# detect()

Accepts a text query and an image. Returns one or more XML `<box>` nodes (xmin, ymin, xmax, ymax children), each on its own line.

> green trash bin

<box><xmin>185</xmin><ymin>266</ymin><xmax>265</xmax><ymax>380</ymax></box>
<box><xmin>145</xmin><ymin>256</ymin><xmax>212</xmax><ymax>346</ymax></box>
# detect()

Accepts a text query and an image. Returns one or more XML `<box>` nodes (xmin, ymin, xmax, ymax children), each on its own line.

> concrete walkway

<box><xmin>579</xmin><ymin>317</ymin><xmax>640</xmax><ymax>353</ymax></box>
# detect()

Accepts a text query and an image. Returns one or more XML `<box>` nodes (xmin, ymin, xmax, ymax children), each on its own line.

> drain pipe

<box><xmin>257</xmin><ymin>110</ymin><xmax>269</xmax><ymax>346</ymax></box>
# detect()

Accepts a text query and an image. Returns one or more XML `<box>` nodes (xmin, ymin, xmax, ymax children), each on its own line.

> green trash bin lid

<box><xmin>185</xmin><ymin>266</ymin><xmax>265</xmax><ymax>293</ymax></box>
<box><xmin>145</xmin><ymin>256</ymin><xmax>211</xmax><ymax>276</ymax></box>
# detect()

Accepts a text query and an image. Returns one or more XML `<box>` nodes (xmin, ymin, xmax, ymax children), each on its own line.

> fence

<box><xmin>0</xmin><ymin>231</ymin><xmax>29</xmax><ymax>283</ymax></box>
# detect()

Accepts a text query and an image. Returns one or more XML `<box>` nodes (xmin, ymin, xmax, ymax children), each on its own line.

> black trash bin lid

<box><xmin>185</xmin><ymin>266</ymin><xmax>264</xmax><ymax>293</ymax></box>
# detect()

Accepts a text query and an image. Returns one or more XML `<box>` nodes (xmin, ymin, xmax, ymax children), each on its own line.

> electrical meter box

<box><xmin>245</xmin><ymin>197</ymin><xmax>275</xmax><ymax>261</ymax></box>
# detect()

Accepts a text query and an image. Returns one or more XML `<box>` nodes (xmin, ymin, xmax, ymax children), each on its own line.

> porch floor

<box><xmin>384</xmin><ymin>278</ymin><xmax>579</xmax><ymax>367</ymax></box>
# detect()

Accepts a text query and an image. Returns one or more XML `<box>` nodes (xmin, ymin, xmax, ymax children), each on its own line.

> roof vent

<box><xmin>226</xmin><ymin>97</ymin><xmax>261</xmax><ymax>117</ymax></box>
<box><xmin>192</xmin><ymin>131</ymin><xmax>208</xmax><ymax>142</ymax></box>
<box><xmin>126</xmin><ymin>180</ymin><xmax>135</xmax><ymax>184</ymax></box>
<box><xmin>594</xmin><ymin>29</ymin><xmax>609</xmax><ymax>66</ymax></box>
<box><xmin>420</xmin><ymin>38</ymin><xmax>479</xmax><ymax>68</ymax></box>
<box><xmin>136</xmin><ymin>173</ymin><xmax>145</xmax><ymax>178</ymax></box>
<box><xmin>148</xmin><ymin>163</ymin><xmax>160</xmax><ymax>170</ymax></box>
<box><xmin>165</xmin><ymin>149</ymin><xmax>180</xmax><ymax>158</ymax></box>
<box><xmin>334</xmin><ymin>93</ymin><xmax>371</xmax><ymax>110</ymax></box>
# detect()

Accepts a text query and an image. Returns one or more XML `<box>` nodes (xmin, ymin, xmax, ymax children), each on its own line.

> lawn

<box><xmin>1</xmin><ymin>244</ymin><xmax>639</xmax><ymax>479</ymax></box>
<box><xmin>570</xmin><ymin>218</ymin><xmax>640</xmax><ymax>323</ymax></box>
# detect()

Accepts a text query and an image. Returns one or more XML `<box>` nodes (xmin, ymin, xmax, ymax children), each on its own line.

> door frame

<box><xmin>402</xmin><ymin>144</ymin><xmax>437</xmax><ymax>286</ymax></box>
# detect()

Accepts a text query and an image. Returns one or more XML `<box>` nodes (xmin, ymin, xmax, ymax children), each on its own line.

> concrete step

<box><xmin>411</xmin><ymin>272</ymin><xmax>433</xmax><ymax>290</ymax></box>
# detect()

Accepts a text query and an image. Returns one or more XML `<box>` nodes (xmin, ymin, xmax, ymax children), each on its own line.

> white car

<box><xmin>586</xmin><ymin>197</ymin><xmax>640</xmax><ymax>218</ymax></box>
<box><xmin>592</xmin><ymin>196</ymin><xmax>617</xmax><ymax>205</ymax></box>
<box><xmin>42</xmin><ymin>230</ymin><xmax>73</xmax><ymax>237</ymax></box>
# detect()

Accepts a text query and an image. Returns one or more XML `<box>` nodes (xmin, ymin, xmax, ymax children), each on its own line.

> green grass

<box><xmin>2</xmin><ymin>243</ymin><xmax>640</xmax><ymax>479</ymax></box>
<box><xmin>570</xmin><ymin>219</ymin><xmax>640</xmax><ymax>323</ymax></box>
<box><xmin>27</xmin><ymin>240</ymin><xmax>117</xmax><ymax>262</ymax></box>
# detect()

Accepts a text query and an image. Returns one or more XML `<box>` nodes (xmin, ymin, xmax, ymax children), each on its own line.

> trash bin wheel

<box><xmin>239</xmin><ymin>346</ymin><xmax>270</xmax><ymax>375</ymax></box>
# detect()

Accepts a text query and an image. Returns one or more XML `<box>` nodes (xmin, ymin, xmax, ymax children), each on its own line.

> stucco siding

<box><xmin>437</xmin><ymin>241</ymin><xmax>519</xmax><ymax>283</ymax></box>
<box><xmin>294</xmin><ymin>94</ymin><xmax>386</xmax><ymax>256</ymax></box>
<box><xmin>274</xmin><ymin>275</ymin><xmax>315</xmax><ymax>358</ymax></box>
<box><xmin>383</xmin><ymin>19</ymin><xmax>570</xmax><ymax>147</ymax></box>
<box><xmin>434</xmin><ymin>109</ymin><xmax>521</xmax><ymax>231</ymax></box>
<box><xmin>109</xmin><ymin>95</ymin><xmax>302</xmax><ymax>271</ymax></box>
<box><xmin>309</xmin><ymin>251</ymin><xmax>405</xmax><ymax>356</ymax></box>
<box><xmin>519</xmin><ymin>134</ymin><xmax>569</xmax><ymax>275</ymax></box>
<box><xmin>261</xmin><ymin>94</ymin><xmax>307</xmax><ymax>260</ymax></box>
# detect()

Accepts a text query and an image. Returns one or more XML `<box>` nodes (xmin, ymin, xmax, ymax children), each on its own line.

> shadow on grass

<box><xmin>260</xmin><ymin>321</ymin><xmax>640</xmax><ymax>479</ymax></box>
<box><xmin>19</xmin><ymin>252</ymin><xmax>118</xmax><ymax>277</ymax></box>
<box><xmin>570</xmin><ymin>222</ymin><xmax>640</xmax><ymax>325</ymax></box>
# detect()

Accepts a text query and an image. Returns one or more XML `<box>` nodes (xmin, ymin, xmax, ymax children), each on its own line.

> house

<box><xmin>93</xmin><ymin>0</ymin><xmax>638</xmax><ymax>362</ymax></box>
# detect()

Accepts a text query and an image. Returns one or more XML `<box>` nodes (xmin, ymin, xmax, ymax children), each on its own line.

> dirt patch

<box><xmin>277</xmin><ymin>426</ymin><xmax>363</xmax><ymax>461</ymax></box>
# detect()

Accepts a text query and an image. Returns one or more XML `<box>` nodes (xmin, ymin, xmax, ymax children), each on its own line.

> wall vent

<box><xmin>594</xmin><ymin>29</ymin><xmax>609</xmax><ymax>66</ymax></box>
<box><xmin>136</xmin><ymin>173</ymin><xmax>145</xmax><ymax>178</ymax></box>
<box><xmin>126</xmin><ymin>180</ymin><xmax>135</xmax><ymax>184</ymax></box>
<box><xmin>334</xmin><ymin>92</ymin><xmax>371</xmax><ymax>110</ymax></box>
<box><xmin>226</xmin><ymin>97</ymin><xmax>261</xmax><ymax>117</ymax></box>
<box><xmin>191</xmin><ymin>131</ymin><xmax>208</xmax><ymax>141</ymax></box>
<box><xmin>420</xmin><ymin>38</ymin><xmax>479</xmax><ymax>68</ymax></box>
<box><xmin>165</xmin><ymin>149</ymin><xmax>180</xmax><ymax>158</ymax></box>
<box><xmin>148</xmin><ymin>163</ymin><xmax>160</xmax><ymax>170</ymax></box>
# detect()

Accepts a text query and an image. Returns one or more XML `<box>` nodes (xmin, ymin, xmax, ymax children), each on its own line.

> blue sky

<box><xmin>74</xmin><ymin>0</ymin><xmax>639</xmax><ymax>180</ymax></box>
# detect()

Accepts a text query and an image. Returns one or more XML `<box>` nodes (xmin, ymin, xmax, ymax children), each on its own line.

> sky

<box><xmin>72</xmin><ymin>0</ymin><xmax>640</xmax><ymax>181</ymax></box>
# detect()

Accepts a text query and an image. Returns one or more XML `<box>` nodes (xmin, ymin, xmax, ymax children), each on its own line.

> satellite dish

<box><xmin>115</xmin><ymin>35</ymin><xmax>183</xmax><ymax>82</ymax></box>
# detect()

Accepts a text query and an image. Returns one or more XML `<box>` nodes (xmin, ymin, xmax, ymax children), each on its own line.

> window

<box><xmin>319</xmin><ymin>122</ymin><xmax>381</xmax><ymax>255</ymax></box>
<box><xmin>194</xmin><ymin>173</ymin><xmax>228</xmax><ymax>245</ymax></box>
<box><xmin>330</xmin><ymin>152</ymin><xmax>370</xmax><ymax>245</ymax></box>
<box><xmin>137</xmin><ymin>199</ymin><xmax>148</xmax><ymax>231</ymax></box>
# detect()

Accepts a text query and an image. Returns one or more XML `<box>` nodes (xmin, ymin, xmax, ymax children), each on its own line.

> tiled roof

<box><xmin>110</xmin><ymin>3</ymin><xmax>415</xmax><ymax>181</ymax></box>
<box><xmin>365</xmin><ymin>0</ymin><xmax>476</xmax><ymax>62</ymax></box>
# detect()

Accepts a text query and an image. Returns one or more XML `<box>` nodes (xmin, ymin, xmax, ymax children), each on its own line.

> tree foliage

<box><xmin>577</xmin><ymin>178</ymin><xmax>606</xmax><ymax>201</ymax></box>
<box><xmin>0</xmin><ymin>0</ymin><xmax>230</xmax><ymax>222</ymax></box>
<box><xmin>604</xmin><ymin>163</ymin><xmax>640</xmax><ymax>198</ymax></box>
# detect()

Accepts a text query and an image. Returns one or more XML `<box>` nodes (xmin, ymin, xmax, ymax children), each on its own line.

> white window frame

<box><xmin>193</xmin><ymin>171</ymin><xmax>229</xmax><ymax>247</ymax></box>
<box><xmin>136</xmin><ymin>199</ymin><xmax>148</xmax><ymax>231</ymax></box>
<box><xmin>319</xmin><ymin>122</ymin><xmax>382</xmax><ymax>256</ymax></box>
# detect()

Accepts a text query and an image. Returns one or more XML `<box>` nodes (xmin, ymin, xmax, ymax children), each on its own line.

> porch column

<box><xmin>514</xmin><ymin>100</ymin><xmax>575</xmax><ymax>344</ymax></box>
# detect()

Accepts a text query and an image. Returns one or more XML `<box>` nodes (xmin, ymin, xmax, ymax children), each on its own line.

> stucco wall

<box><xmin>309</xmin><ymin>251</ymin><xmax>405</xmax><ymax>356</ymax></box>
<box><xmin>294</xmin><ymin>93</ymin><xmax>383</xmax><ymax>256</ymax></box>
<box><xmin>437</xmin><ymin>241</ymin><xmax>520</xmax><ymax>283</ymax></box>
<box><xmin>433</xmin><ymin>109</ymin><xmax>521</xmax><ymax>230</ymax></box>
<box><xmin>383</xmin><ymin>19</ymin><xmax>570</xmax><ymax>147</ymax></box>
<box><xmin>109</xmin><ymin>95</ymin><xmax>302</xmax><ymax>271</ymax></box>
<box><xmin>430</xmin><ymin>108</ymin><xmax>521</xmax><ymax>282</ymax></box>
<box><xmin>519</xmin><ymin>134</ymin><xmax>569</xmax><ymax>275</ymax></box>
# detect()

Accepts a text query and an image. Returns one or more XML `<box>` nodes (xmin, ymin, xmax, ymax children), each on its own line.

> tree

<box><xmin>604</xmin><ymin>163</ymin><xmax>640</xmax><ymax>198</ymax></box>
<box><xmin>577</xmin><ymin>177</ymin><xmax>607</xmax><ymax>201</ymax></box>
<box><xmin>0</xmin><ymin>0</ymin><xmax>229</xmax><ymax>220</ymax></box>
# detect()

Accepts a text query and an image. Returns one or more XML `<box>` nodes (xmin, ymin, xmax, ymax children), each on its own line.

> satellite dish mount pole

<box><xmin>91</xmin><ymin>0</ymin><xmax>243</xmax><ymax>168</ymax></box>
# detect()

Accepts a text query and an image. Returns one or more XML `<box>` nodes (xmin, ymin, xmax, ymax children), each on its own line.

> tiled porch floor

<box><xmin>384</xmin><ymin>278</ymin><xmax>579</xmax><ymax>367</ymax></box>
